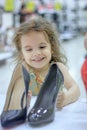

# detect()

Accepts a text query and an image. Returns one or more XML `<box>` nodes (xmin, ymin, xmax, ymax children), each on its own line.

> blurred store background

<box><xmin>0</xmin><ymin>0</ymin><xmax>87</xmax><ymax>98</ymax></box>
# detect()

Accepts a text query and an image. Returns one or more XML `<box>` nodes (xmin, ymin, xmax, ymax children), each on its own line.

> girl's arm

<box><xmin>56</xmin><ymin>62</ymin><xmax>80</xmax><ymax>108</ymax></box>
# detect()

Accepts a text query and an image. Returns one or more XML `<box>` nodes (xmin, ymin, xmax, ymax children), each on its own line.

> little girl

<box><xmin>13</xmin><ymin>16</ymin><xmax>80</xmax><ymax>108</ymax></box>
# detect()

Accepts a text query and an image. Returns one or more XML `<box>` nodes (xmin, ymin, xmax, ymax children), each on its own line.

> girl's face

<box><xmin>21</xmin><ymin>31</ymin><xmax>52</xmax><ymax>70</ymax></box>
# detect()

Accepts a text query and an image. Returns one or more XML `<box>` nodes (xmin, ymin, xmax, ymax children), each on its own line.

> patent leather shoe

<box><xmin>1</xmin><ymin>65</ymin><xmax>30</xmax><ymax>128</ymax></box>
<box><xmin>28</xmin><ymin>63</ymin><xmax>64</xmax><ymax>126</ymax></box>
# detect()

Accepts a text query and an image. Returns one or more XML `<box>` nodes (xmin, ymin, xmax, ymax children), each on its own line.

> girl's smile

<box><xmin>31</xmin><ymin>57</ymin><xmax>45</xmax><ymax>62</ymax></box>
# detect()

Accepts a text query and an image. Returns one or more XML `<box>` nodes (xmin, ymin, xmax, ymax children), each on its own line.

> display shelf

<box><xmin>0</xmin><ymin>51</ymin><xmax>13</xmax><ymax>65</ymax></box>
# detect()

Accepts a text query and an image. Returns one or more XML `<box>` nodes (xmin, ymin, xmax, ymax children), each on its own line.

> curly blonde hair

<box><xmin>13</xmin><ymin>16</ymin><xmax>67</xmax><ymax>65</ymax></box>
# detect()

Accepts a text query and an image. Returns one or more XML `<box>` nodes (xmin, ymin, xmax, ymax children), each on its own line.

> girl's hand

<box><xmin>56</xmin><ymin>91</ymin><xmax>65</xmax><ymax>109</ymax></box>
<box><xmin>27</xmin><ymin>90</ymin><xmax>32</xmax><ymax>108</ymax></box>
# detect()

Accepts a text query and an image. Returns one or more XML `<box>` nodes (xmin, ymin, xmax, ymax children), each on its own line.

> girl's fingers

<box><xmin>27</xmin><ymin>90</ymin><xmax>32</xmax><ymax>107</ymax></box>
<box><xmin>28</xmin><ymin>90</ymin><xmax>32</xmax><ymax>98</ymax></box>
<box><xmin>56</xmin><ymin>92</ymin><xmax>65</xmax><ymax>108</ymax></box>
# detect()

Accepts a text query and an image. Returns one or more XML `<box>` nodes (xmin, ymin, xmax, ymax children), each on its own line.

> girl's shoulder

<box><xmin>54</xmin><ymin>62</ymin><xmax>68</xmax><ymax>74</ymax></box>
<box><xmin>55</xmin><ymin>62</ymin><xmax>65</xmax><ymax>68</ymax></box>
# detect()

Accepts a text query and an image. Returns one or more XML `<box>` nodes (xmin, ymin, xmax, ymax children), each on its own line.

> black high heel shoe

<box><xmin>1</xmin><ymin>65</ymin><xmax>30</xmax><ymax>128</ymax></box>
<box><xmin>28</xmin><ymin>63</ymin><xmax>64</xmax><ymax>126</ymax></box>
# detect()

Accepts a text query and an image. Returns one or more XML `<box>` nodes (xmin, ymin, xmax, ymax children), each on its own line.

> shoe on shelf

<box><xmin>28</xmin><ymin>63</ymin><xmax>64</xmax><ymax>126</ymax></box>
<box><xmin>1</xmin><ymin>64</ymin><xmax>30</xmax><ymax>128</ymax></box>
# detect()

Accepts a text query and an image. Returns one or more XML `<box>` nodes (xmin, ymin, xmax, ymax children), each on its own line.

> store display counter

<box><xmin>0</xmin><ymin>95</ymin><xmax>87</xmax><ymax>130</ymax></box>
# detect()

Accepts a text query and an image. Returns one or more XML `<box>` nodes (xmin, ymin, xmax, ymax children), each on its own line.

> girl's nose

<box><xmin>33</xmin><ymin>50</ymin><xmax>41</xmax><ymax>56</ymax></box>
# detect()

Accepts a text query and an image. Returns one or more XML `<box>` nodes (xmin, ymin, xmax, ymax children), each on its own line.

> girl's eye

<box><xmin>26</xmin><ymin>48</ymin><xmax>32</xmax><ymax>51</ymax></box>
<box><xmin>40</xmin><ymin>46</ymin><xmax>46</xmax><ymax>49</ymax></box>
